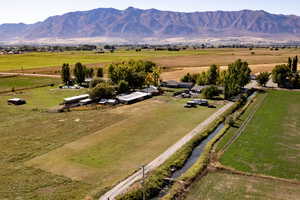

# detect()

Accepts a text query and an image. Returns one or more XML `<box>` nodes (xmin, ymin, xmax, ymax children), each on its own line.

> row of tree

<box><xmin>181</xmin><ymin>59</ymin><xmax>252</xmax><ymax>99</ymax></box>
<box><xmin>88</xmin><ymin>60</ymin><xmax>162</xmax><ymax>100</ymax></box>
<box><xmin>108</xmin><ymin>60</ymin><xmax>161</xmax><ymax>92</ymax></box>
<box><xmin>272</xmin><ymin>56</ymin><xmax>299</xmax><ymax>88</ymax></box>
<box><xmin>61</xmin><ymin>63</ymin><xmax>104</xmax><ymax>85</ymax></box>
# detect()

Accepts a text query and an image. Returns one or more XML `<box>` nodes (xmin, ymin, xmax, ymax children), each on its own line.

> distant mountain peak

<box><xmin>1</xmin><ymin>7</ymin><xmax>300</xmax><ymax>42</ymax></box>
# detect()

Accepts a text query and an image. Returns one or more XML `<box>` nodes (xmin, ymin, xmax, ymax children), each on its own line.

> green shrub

<box><xmin>202</xmin><ymin>85</ymin><xmax>220</xmax><ymax>99</ymax></box>
<box><xmin>89</xmin><ymin>78</ymin><xmax>106</xmax><ymax>88</ymax></box>
<box><xmin>118</xmin><ymin>80</ymin><xmax>130</xmax><ymax>94</ymax></box>
<box><xmin>89</xmin><ymin>82</ymin><xmax>115</xmax><ymax>100</ymax></box>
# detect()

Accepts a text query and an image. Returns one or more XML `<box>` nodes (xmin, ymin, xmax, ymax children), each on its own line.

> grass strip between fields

<box><xmin>115</xmin><ymin>100</ymin><xmax>242</xmax><ymax>200</ymax></box>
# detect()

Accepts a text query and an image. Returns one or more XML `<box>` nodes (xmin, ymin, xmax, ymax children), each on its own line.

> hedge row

<box><xmin>116</xmin><ymin>100</ymin><xmax>242</xmax><ymax>200</ymax></box>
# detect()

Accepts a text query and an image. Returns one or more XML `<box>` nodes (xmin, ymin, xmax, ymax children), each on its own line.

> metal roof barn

<box><xmin>117</xmin><ymin>92</ymin><xmax>151</xmax><ymax>104</ymax></box>
<box><xmin>64</xmin><ymin>94</ymin><xmax>89</xmax><ymax>104</ymax></box>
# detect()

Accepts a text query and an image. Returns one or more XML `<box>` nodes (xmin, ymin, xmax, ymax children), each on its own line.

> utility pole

<box><xmin>141</xmin><ymin>165</ymin><xmax>146</xmax><ymax>200</ymax></box>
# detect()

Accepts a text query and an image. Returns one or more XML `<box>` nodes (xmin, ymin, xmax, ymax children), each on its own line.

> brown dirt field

<box><xmin>7</xmin><ymin>48</ymin><xmax>300</xmax><ymax>76</ymax></box>
<box><xmin>161</xmin><ymin>63</ymin><xmax>284</xmax><ymax>81</ymax></box>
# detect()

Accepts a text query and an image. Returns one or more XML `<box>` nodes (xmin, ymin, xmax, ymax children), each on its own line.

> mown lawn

<box><xmin>185</xmin><ymin>172</ymin><xmax>300</xmax><ymax>200</ymax></box>
<box><xmin>220</xmin><ymin>90</ymin><xmax>300</xmax><ymax>180</ymax></box>
<box><xmin>0</xmin><ymin>76</ymin><xmax>60</xmax><ymax>92</ymax></box>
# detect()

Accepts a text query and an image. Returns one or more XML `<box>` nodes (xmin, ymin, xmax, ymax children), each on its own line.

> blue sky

<box><xmin>1</xmin><ymin>0</ymin><xmax>300</xmax><ymax>24</ymax></box>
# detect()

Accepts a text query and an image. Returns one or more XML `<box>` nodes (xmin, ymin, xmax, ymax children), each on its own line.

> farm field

<box><xmin>0</xmin><ymin>87</ymin><xmax>122</xmax><ymax>199</ymax></box>
<box><xmin>1</xmin><ymin>48</ymin><xmax>300</xmax><ymax>79</ymax></box>
<box><xmin>0</xmin><ymin>76</ymin><xmax>60</xmax><ymax>92</ymax></box>
<box><xmin>184</xmin><ymin>90</ymin><xmax>300</xmax><ymax>200</ymax></box>
<box><xmin>185</xmin><ymin>171</ymin><xmax>300</xmax><ymax>200</ymax></box>
<box><xmin>26</xmin><ymin>95</ymin><xmax>221</xmax><ymax>196</ymax></box>
<box><xmin>220</xmin><ymin>90</ymin><xmax>300</xmax><ymax>180</ymax></box>
<box><xmin>0</xmin><ymin>81</ymin><xmax>222</xmax><ymax>199</ymax></box>
<box><xmin>0</xmin><ymin>49</ymin><xmax>205</xmax><ymax>72</ymax></box>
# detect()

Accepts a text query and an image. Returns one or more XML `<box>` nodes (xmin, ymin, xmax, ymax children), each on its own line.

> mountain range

<box><xmin>1</xmin><ymin>7</ymin><xmax>300</xmax><ymax>43</ymax></box>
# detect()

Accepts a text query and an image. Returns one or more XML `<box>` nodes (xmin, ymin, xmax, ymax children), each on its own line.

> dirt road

<box><xmin>0</xmin><ymin>72</ymin><xmax>60</xmax><ymax>78</ymax></box>
<box><xmin>99</xmin><ymin>101</ymin><xmax>235</xmax><ymax>200</ymax></box>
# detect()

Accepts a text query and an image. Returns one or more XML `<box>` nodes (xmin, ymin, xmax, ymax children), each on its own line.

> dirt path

<box><xmin>0</xmin><ymin>72</ymin><xmax>60</xmax><ymax>78</ymax></box>
<box><xmin>99</xmin><ymin>101</ymin><xmax>235</xmax><ymax>200</ymax></box>
<box><xmin>211</xmin><ymin>163</ymin><xmax>300</xmax><ymax>185</ymax></box>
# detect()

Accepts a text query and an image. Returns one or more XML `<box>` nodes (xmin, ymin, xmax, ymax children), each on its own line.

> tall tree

<box><xmin>152</xmin><ymin>66</ymin><xmax>161</xmax><ymax>86</ymax></box>
<box><xmin>207</xmin><ymin>64</ymin><xmax>218</xmax><ymax>85</ymax></box>
<box><xmin>272</xmin><ymin>64</ymin><xmax>290</xmax><ymax>87</ymax></box>
<box><xmin>256</xmin><ymin>72</ymin><xmax>270</xmax><ymax>87</ymax></box>
<box><xmin>197</xmin><ymin>72</ymin><xmax>208</xmax><ymax>86</ymax></box>
<box><xmin>73</xmin><ymin>62</ymin><xmax>86</xmax><ymax>85</ymax></box>
<box><xmin>292</xmin><ymin>56</ymin><xmax>298</xmax><ymax>73</ymax></box>
<box><xmin>61</xmin><ymin>63</ymin><xmax>71</xmax><ymax>85</ymax></box>
<box><xmin>224</xmin><ymin>59</ymin><xmax>251</xmax><ymax>99</ymax></box>
<box><xmin>89</xmin><ymin>82</ymin><xmax>115</xmax><ymax>100</ymax></box>
<box><xmin>288</xmin><ymin>57</ymin><xmax>292</xmax><ymax>70</ymax></box>
<box><xmin>97</xmin><ymin>67</ymin><xmax>104</xmax><ymax>78</ymax></box>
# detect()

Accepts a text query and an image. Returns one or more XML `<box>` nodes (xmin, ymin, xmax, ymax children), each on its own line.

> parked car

<box><xmin>184</xmin><ymin>103</ymin><xmax>196</xmax><ymax>108</ymax></box>
<box><xmin>208</xmin><ymin>104</ymin><xmax>216</xmax><ymax>108</ymax></box>
<box><xmin>7</xmin><ymin>98</ymin><xmax>26</xmax><ymax>105</ymax></box>
<box><xmin>191</xmin><ymin>99</ymin><xmax>209</xmax><ymax>106</ymax></box>
<box><xmin>107</xmin><ymin>99</ymin><xmax>118</xmax><ymax>106</ymax></box>
<box><xmin>99</xmin><ymin>99</ymin><xmax>108</xmax><ymax>105</ymax></box>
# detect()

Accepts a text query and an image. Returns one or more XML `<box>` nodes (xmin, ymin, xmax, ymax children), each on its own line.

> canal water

<box><xmin>154</xmin><ymin>122</ymin><xmax>225</xmax><ymax>199</ymax></box>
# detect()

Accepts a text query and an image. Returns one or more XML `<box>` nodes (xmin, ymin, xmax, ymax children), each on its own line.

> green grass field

<box><xmin>26</xmin><ymin>95</ymin><xmax>221</xmax><ymax>196</ymax></box>
<box><xmin>220</xmin><ymin>90</ymin><xmax>300</xmax><ymax>180</ymax></box>
<box><xmin>0</xmin><ymin>79</ymin><xmax>222</xmax><ymax>199</ymax></box>
<box><xmin>0</xmin><ymin>50</ymin><xmax>206</xmax><ymax>71</ymax></box>
<box><xmin>185</xmin><ymin>172</ymin><xmax>300</xmax><ymax>200</ymax></box>
<box><xmin>0</xmin><ymin>76</ymin><xmax>60</xmax><ymax>92</ymax></box>
<box><xmin>215</xmin><ymin>92</ymin><xmax>267</xmax><ymax>152</ymax></box>
<box><xmin>0</xmin><ymin>86</ymin><xmax>124</xmax><ymax>199</ymax></box>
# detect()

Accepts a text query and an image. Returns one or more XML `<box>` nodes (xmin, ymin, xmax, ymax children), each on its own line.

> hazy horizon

<box><xmin>1</xmin><ymin>0</ymin><xmax>300</xmax><ymax>24</ymax></box>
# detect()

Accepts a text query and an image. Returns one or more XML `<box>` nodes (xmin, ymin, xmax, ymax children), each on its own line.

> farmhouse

<box><xmin>64</xmin><ymin>94</ymin><xmax>89</xmax><ymax>105</ymax></box>
<box><xmin>117</xmin><ymin>92</ymin><xmax>151</xmax><ymax>104</ymax></box>
<box><xmin>140</xmin><ymin>86</ymin><xmax>160</xmax><ymax>96</ymax></box>
<box><xmin>191</xmin><ymin>85</ymin><xmax>207</xmax><ymax>93</ymax></box>
<box><xmin>161</xmin><ymin>80</ymin><xmax>194</xmax><ymax>89</ymax></box>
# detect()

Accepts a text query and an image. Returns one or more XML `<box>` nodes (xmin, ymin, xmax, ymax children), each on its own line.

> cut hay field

<box><xmin>0</xmin><ymin>81</ymin><xmax>222</xmax><ymax>199</ymax></box>
<box><xmin>220</xmin><ymin>90</ymin><xmax>300</xmax><ymax>180</ymax></box>
<box><xmin>1</xmin><ymin>48</ymin><xmax>300</xmax><ymax>80</ymax></box>
<box><xmin>185</xmin><ymin>171</ymin><xmax>300</xmax><ymax>200</ymax></box>
<box><xmin>0</xmin><ymin>49</ymin><xmax>205</xmax><ymax>72</ymax></box>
